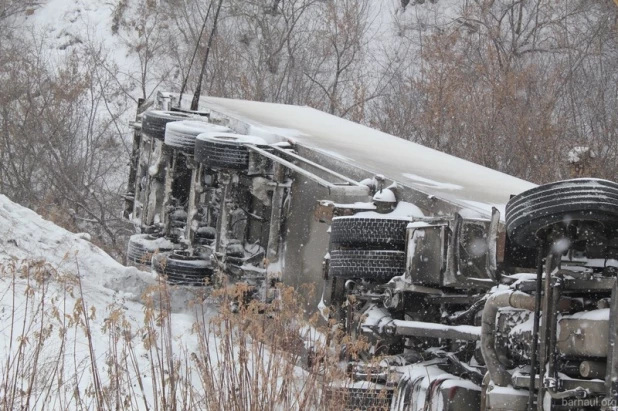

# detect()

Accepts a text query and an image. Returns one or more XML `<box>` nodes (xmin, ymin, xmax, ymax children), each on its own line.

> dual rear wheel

<box><xmin>329</xmin><ymin>217</ymin><xmax>409</xmax><ymax>281</ymax></box>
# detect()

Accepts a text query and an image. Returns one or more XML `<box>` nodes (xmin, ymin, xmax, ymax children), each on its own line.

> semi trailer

<box><xmin>123</xmin><ymin>91</ymin><xmax>618</xmax><ymax>410</ymax></box>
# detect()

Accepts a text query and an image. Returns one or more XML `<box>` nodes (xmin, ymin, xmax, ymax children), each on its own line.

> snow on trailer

<box><xmin>187</xmin><ymin>94</ymin><xmax>537</xmax><ymax>219</ymax></box>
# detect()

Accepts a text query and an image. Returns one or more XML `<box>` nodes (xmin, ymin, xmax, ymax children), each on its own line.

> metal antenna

<box><xmin>177</xmin><ymin>2</ymin><xmax>213</xmax><ymax>109</ymax></box>
<box><xmin>191</xmin><ymin>0</ymin><xmax>224</xmax><ymax>111</ymax></box>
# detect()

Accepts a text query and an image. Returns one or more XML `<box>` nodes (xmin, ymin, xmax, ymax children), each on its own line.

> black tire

<box><xmin>329</xmin><ymin>250</ymin><xmax>405</xmax><ymax>280</ymax></box>
<box><xmin>164</xmin><ymin>120</ymin><xmax>229</xmax><ymax>154</ymax></box>
<box><xmin>171</xmin><ymin>209</ymin><xmax>188</xmax><ymax>224</ymax></box>
<box><xmin>127</xmin><ymin>234</ymin><xmax>176</xmax><ymax>266</ymax></box>
<box><xmin>152</xmin><ymin>251</ymin><xmax>214</xmax><ymax>286</ymax></box>
<box><xmin>195</xmin><ymin>132</ymin><xmax>268</xmax><ymax>170</ymax></box>
<box><xmin>141</xmin><ymin>110</ymin><xmax>195</xmax><ymax>140</ymax></box>
<box><xmin>195</xmin><ymin>226</ymin><xmax>216</xmax><ymax>245</ymax></box>
<box><xmin>330</xmin><ymin>217</ymin><xmax>410</xmax><ymax>250</ymax></box>
<box><xmin>196</xmin><ymin>226</ymin><xmax>216</xmax><ymax>239</ymax></box>
<box><xmin>506</xmin><ymin>178</ymin><xmax>618</xmax><ymax>248</ymax></box>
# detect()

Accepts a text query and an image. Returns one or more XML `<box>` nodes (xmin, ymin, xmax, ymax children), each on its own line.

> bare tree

<box><xmin>302</xmin><ymin>0</ymin><xmax>371</xmax><ymax>115</ymax></box>
<box><xmin>222</xmin><ymin>0</ymin><xmax>320</xmax><ymax>103</ymax></box>
<box><xmin>0</xmin><ymin>0</ymin><xmax>41</xmax><ymax>21</ymax></box>
<box><xmin>375</xmin><ymin>0</ymin><xmax>618</xmax><ymax>184</ymax></box>
<box><xmin>0</xmin><ymin>32</ymin><xmax>132</xmax><ymax>259</ymax></box>
<box><xmin>114</xmin><ymin>1</ymin><xmax>176</xmax><ymax>100</ymax></box>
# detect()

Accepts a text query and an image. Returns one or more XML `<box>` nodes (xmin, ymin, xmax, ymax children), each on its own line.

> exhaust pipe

<box><xmin>481</xmin><ymin>290</ymin><xmax>576</xmax><ymax>387</ymax></box>
<box><xmin>481</xmin><ymin>291</ymin><xmax>536</xmax><ymax>387</ymax></box>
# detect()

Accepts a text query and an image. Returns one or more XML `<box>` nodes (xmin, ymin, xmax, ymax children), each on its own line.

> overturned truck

<box><xmin>123</xmin><ymin>92</ymin><xmax>618</xmax><ymax>410</ymax></box>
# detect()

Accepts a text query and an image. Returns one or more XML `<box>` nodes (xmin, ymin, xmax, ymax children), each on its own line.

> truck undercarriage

<box><xmin>123</xmin><ymin>92</ymin><xmax>618</xmax><ymax>410</ymax></box>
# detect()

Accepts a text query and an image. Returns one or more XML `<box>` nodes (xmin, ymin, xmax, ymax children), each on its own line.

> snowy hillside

<box><xmin>0</xmin><ymin>195</ymin><xmax>150</xmax><ymax>293</ymax></box>
<box><xmin>23</xmin><ymin>0</ymin><xmax>118</xmax><ymax>50</ymax></box>
<box><xmin>0</xmin><ymin>194</ymin><xmax>197</xmax><ymax>408</ymax></box>
<box><xmin>0</xmin><ymin>194</ymin><xmax>342</xmax><ymax>410</ymax></box>
<box><xmin>17</xmin><ymin>0</ymin><xmax>465</xmax><ymax>104</ymax></box>
<box><xmin>20</xmin><ymin>0</ymin><xmax>147</xmax><ymax>100</ymax></box>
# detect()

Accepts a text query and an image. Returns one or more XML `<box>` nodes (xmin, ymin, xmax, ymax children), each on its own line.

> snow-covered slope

<box><xmin>18</xmin><ymin>0</ymin><xmax>162</xmax><ymax>105</ymax></box>
<box><xmin>0</xmin><ymin>194</ymin><xmax>321</xmax><ymax>410</ymax></box>
<box><xmin>23</xmin><ymin>0</ymin><xmax>113</xmax><ymax>46</ymax></box>
<box><xmin>0</xmin><ymin>194</ymin><xmax>202</xmax><ymax>408</ymax></box>
<box><xmin>20</xmin><ymin>0</ymin><xmax>133</xmax><ymax>77</ymax></box>
<box><xmin>0</xmin><ymin>194</ymin><xmax>153</xmax><ymax>297</ymax></box>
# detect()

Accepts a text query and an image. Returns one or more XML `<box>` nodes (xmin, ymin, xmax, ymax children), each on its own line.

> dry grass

<box><xmin>0</xmin><ymin>259</ymin><xmax>391</xmax><ymax>410</ymax></box>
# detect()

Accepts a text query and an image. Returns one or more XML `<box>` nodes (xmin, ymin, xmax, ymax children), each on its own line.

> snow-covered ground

<box><xmin>0</xmin><ymin>194</ymin><xmax>340</xmax><ymax>410</ymax></box>
<box><xmin>21</xmin><ymin>0</ymin><xmax>141</xmax><ymax>94</ymax></box>
<box><xmin>0</xmin><ymin>194</ymin><xmax>201</xmax><ymax>408</ymax></box>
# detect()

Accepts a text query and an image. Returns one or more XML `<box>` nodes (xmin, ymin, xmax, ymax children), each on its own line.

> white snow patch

<box><xmin>373</xmin><ymin>188</ymin><xmax>397</xmax><ymax>203</ymax></box>
<box><xmin>129</xmin><ymin>233</ymin><xmax>177</xmax><ymax>251</ymax></box>
<box><xmin>0</xmin><ymin>194</ymin><xmax>148</xmax><ymax>291</ymax></box>
<box><xmin>312</xmin><ymin>147</ymin><xmax>353</xmax><ymax>162</ymax></box>
<box><xmin>165</xmin><ymin>120</ymin><xmax>229</xmax><ymax>148</ymax></box>
<box><xmin>248</xmin><ymin>125</ymin><xmax>304</xmax><ymax>143</ymax></box>
<box><xmin>568</xmin><ymin>146</ymin><xmax>596</xmax><ymax>163</ymax></box>
<box><xmin>564</xmin><ymin>308</ymin><xmax>610</xmax><ymax>321</ymax></box>
<box><xmin>402</xmin><ymin>173</ymin><xmax>463</xmax><ymax>190</ymax></box>
<box><xmin>354</xmin><ymin>200</ymin><xmax>425</xmax><ymax>219</ymax></box>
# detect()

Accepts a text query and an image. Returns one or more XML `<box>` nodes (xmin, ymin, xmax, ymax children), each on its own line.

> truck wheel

<box><xmin>141</xmin><ymin>110</ymin><xmax>194</xmax><ymax>140</ymax></box>
<box><xmin>164</xmin><ymin>120</ymin><xmax>229</xmax><ymax>154</ymax></box>
<box><xmin>506</xmin><ymin>178</ymin><xmax>618</xmax><ymax>248</ymax></box>
<box><xmin>195</xmin><ymin>132</ymin><xmax>268</xmax><ymax>170</ymax></box>
<box><xmin>329</xmin><ymin>250</ymin><xmax>405</xmax><ymax>280</ymax></box>
<box><xmin>330</xmin><ymin>217</ymin><xmax>409</xmax><ymax>250</ymax></box>
<box><xmin>127</xmin><ymin>234</ymin><xmax>176</xmax><ymax>266</ymax></box>
<box><xmin>196</xmin><ymin>226</ymin><xmax>216</xmax><ymax>245</ymax></box>
<box><xmin>152</xmin><ymin>251</ymin><xmax>214</xmax><ymax>286</ymax></box>
<box><xmin>171</xmin><ymin>208</ymin><xmax>188</xmax><ymax>222</ymax></box>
